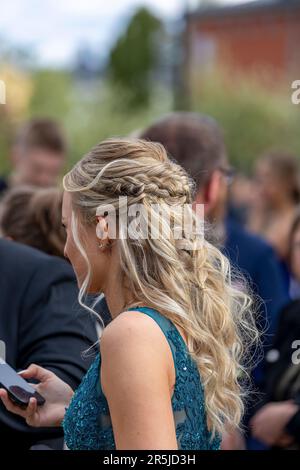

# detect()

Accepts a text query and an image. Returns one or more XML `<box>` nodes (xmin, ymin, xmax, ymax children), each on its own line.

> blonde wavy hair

<box><xmin>63</xmin><ymin>138</ymin><xmax>259</xmax><ymax>439</ymax></box>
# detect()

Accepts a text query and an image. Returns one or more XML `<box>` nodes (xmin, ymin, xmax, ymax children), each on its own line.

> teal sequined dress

<box><xmin>62</xmin><ymin>307</ymin><xmax>221</xmax><ymax>450</ymax></box>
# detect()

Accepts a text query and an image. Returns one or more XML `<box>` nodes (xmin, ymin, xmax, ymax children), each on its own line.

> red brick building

<box><xmin>184</xmin><ymin>0</ymin><xmax>300</xmax><ymax>87</ymax></box>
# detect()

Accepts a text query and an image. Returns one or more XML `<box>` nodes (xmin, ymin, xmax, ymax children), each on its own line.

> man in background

<box><xmin>0</xmin><ymin>238</ymin><xmax>98</xmax><ymax>450</ymax></box>
<box><xmin>0</xmin><ymin>118</ymin><xmax>66</xmax><ymax>197</ymax></box>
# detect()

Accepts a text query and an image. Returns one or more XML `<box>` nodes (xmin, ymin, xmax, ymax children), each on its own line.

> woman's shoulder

<box><xmin>100</xmin><ymin>309</ymin><xmax>176</xmax><ymax>382</ymax></box>
<box><xmin>100</xmin><ymin>310</ymin><xmax>175</xmax><ymax>396</ymax></box>
<box><xmin>100</xmin><ymin>309</ymin><xmax>171</xmax><ymax>353</ymax></box>
<box><xmin>100</xmin><ymin>308</ymin><xmax>188</xmax><ymax>360</ymax></box>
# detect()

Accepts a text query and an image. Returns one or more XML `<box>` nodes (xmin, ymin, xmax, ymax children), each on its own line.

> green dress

<box><xmin>63</xmin><ymin>306</ymin><xmax>221</xmax><ymax>450</ymax></box>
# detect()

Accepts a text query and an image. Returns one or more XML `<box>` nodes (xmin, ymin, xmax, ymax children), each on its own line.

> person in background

<box><xmin>250</xmin><ymin>209</ymin><xmax>300</xmax><ymax>449</ymax></box>
<box><xmin>227</xmin><ymin>173</ymin><xmax>256</xmax><ymax>227</ymax></box>
<box><xmin>251</xmin><ymin>399</ymin><xmax>300</xmax><ymax>450</ymax></box>
<box><xmin>0</xmin><ymin>118</ymin><xmax>66</xmax><ymax>197</ymax></box>
<box><xmin>250</xmin><ymin>303</ymin><xmax>300</xmax><ymax>450</ymax></box>
<box><xmin>140</xmin><ymin>112</ymin><xmax>289</xmax><ymax>449</ymax></box>
<box><xmin>0</xmin><ymin>238</ymin><xmax>98</xmax><ymax>450</ymax></box>
<box><xmin>248</xmin><ymin>151</ymin><xmax>300</xmax><ymax>268</ymax></box>
<box><xmin>0</xmin><ymin>186</ymin><xmax>66</xmax><ymax>258</ymax></box>
<box><xmin>286</xmin><ymin>208</ymin><xmax>300</xmax><ymax>299</ymax></box>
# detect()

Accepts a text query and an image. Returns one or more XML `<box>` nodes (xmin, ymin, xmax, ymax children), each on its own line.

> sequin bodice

<box><xmin>63</xmin><ymin>307</ymin><xmax>221</xmax><ymax>450</ymax></box>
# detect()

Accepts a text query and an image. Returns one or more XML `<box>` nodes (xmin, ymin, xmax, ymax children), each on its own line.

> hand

<box><xmin>275</xmin><ymin>433</ymin><xmax>295</xmax><ymax>448</ymax></box>
<box><xmin>221</xmin><ymin>428</ymin><xmax>246</xmax><ymax>450</ymax></box>
<box><xmin>0</xmin><ymin>364</ymin><xmax>74</xmax><ymax>427</ymax></box>
<box><xmin>250</xmin><ymin>401</ymin><xmax>298</xmax><ymax>446</ymax></box>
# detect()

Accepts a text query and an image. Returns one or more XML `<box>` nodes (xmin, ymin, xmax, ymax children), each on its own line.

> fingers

<box><xmin>0</xmin><ymin>389</ymin><xmax>39</xmax><ymax>426</ymax></box>
<box><xmin>25</xmin><ymin>398</ymin><xmax>39</xmax><ymax>427</ymax></box>
<box><xmin>18</xmin><ymin>364</ymin><xmax>51</xmax><ymax>382</ymax></box>
<box><xmin>0</xmin><ymin>389</ymin><xmax>28</xmax><ymax>418</ymax></box>
<box><xmin>275</xmin><ymin>433</ymin><xmax>294</xmax><ymax>447</ymax></box>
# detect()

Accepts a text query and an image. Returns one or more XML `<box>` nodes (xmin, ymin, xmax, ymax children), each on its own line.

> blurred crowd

<box><xmin>0</xmin><ymin>113</ymin><xmax>299</xmax><ymax>450</ymax></box>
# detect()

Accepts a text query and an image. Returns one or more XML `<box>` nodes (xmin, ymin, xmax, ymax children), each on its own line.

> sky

<box><xmin>0</xmin><ymin>0</ymin><xmax>252</xmax><ymax>67</ymax></box>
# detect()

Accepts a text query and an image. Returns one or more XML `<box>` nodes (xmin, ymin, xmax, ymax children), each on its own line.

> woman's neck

<box><xmin>103</xmin><ymin>282</ymin><xmax>138</xmax><ymax>320</ymax></box>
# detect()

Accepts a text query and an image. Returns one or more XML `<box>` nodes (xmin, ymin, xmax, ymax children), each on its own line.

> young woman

<box><xmin>0</xmin><ymin>138</ymin><xmax>257</xmax><ymax>450</ymax></box>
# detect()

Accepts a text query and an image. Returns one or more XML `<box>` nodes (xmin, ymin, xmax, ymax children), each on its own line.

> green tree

<box><xmin>107</xmin><ymin>7</ymin><xmax>163</xmax><ymax>109</ymax></box>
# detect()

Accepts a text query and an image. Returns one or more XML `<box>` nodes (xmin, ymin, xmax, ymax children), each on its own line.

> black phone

<box><xmin>0</xmin><ymin>358</ymin><xmax>45</xmax><ymax>408</ymax></box>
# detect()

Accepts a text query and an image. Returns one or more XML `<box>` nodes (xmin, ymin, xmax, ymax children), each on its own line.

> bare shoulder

<box><xmin>100</xmin><ymin>310</ymin><xmax>173</xmax><ymax>373</ymax></box>
<box><xmin>99</xmin><ymin>311</ymin><xmax>178</xmax><ymax>450</ymax></box>
<box><xmin>101</xmin><ymin>310</ymin><xmax>164</xmax><ymax>349</ymax></box>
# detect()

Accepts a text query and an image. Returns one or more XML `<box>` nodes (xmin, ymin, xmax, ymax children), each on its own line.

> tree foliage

<box><xmin>107</xmin><ymin>7</ymin><xmax>163</xmax><ymax>108</ymax></box>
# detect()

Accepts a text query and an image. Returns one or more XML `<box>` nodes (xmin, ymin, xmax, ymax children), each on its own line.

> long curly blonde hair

<box><xmin>63</xmin><ymin>138</ymin><xmax>259</xmax><ymax>438</ymax></box>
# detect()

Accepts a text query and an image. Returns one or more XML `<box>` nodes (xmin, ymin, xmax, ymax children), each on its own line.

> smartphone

<box><xmin>0</xmin><ymin>358</ymin><xmax>45</xmax><ymax>408</ymax></box>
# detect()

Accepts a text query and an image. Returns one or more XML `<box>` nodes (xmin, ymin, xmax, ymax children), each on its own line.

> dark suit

<box><xmin>0</xmin><ymin>239</ymin><xmax>98</xmax><ymax>449</ymax></box>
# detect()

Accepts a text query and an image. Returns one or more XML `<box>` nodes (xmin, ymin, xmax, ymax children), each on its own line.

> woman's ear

<box><xmin>96</xmin><ymin>215</ymin><xmax>109</xmax><ymax>242</ymax></box>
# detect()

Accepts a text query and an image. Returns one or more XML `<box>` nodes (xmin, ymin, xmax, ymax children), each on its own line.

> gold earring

<box><xmin>98</xmin><ymin>241</ymin><xmax>110</xmax><ymax>250</ymax></box>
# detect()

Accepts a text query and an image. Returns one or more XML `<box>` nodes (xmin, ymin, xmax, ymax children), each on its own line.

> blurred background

<box><xmin>1</xmin><ymin>0</ymin><xmax>299</xmax><ymax>175</ymax></box>
<box><xmin>1</xmin><ymin>0</ymin><xmax>300</xmax><ymax>451</ymax></box>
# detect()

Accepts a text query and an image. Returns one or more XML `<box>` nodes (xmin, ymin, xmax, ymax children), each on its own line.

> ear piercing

<box><xmin>98</xmin><ymin>242</ymin><xmax>110</xmax><ymax>250</ymax></box>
